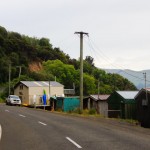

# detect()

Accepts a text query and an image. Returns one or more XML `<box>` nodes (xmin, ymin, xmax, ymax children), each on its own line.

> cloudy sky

<box><xmin>1</xmin><ymin>0</ymin><xmax>150</xmax><ymax>71</ymax></box>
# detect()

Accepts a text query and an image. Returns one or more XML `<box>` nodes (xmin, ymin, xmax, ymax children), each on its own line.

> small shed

<box><xmin>83</xmin><ymin>95</ymin><xmax>109</xmax><ymax>117</ymax></box>
<box><xmin>107</xmin><ymin>91</ymin><xmax>138</xmax><ymax>119</ymax></box>
<box><xmin>50</xmin><ymin>97</ymin><xmax>80</xmax><ymax>112</ymax></box>
<box><xmin>14</xmin><ymin>81</ymin><xmax>64</xmax><ymax>106</ymax></box>
<box><xmin>135</xmin><ymin>88</ymin><xmax>150</xmax><ymax>128</ymax></box>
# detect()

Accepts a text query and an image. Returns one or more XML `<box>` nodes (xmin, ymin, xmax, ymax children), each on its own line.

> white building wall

<box><xmin>14</xmin><ymin>82</ymin><xmax>64</xmax><ymax>106</ymax></box>
<box><xmin>14</xmin><ymin>85</ymin><xmax>29</xmax><ymax>105</ymax></box>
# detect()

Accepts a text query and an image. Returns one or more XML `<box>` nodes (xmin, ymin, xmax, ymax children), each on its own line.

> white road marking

<box><xmin>0</xmin><ymin>125</ymin><xmax>2</xmax><ymax>141</ymax></box>
<box><xmin>19</xmin><ymin>114</ymin><xmax>26</xmax><ymax>118</ymax></box>
<box><xmin>66</xmin><ymin>137</ymin><xmax>82</xmax><ymax>149</ymax></box>
<box><xmin>38</xmin><ymin>121</ymin><xmax>47</xmax><ymax>126</ymax></box>
<box><xmin>5</xmin><ymin>110</ymin><xmax>9</xmax><ymax>112</ymax></box>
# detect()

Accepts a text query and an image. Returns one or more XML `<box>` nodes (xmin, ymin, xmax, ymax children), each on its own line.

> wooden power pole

<box><xmin>75</xmin><ymin>31</ymin><xmax>88</xmax><ymax>111</ymax></box>
<box><xmin>16</xmin><ymin>66</ymin><xmax>22</xmax><ymax>78</ymax></box>
<box><xmin>9</xmin><ymin>64</ymin><xmax>11</xmax><ymax>95</ymax></box>
<box><xmin>143</xmin><ymin>72</ymin><xmax>148</xmax><ymax>104</ymax></box>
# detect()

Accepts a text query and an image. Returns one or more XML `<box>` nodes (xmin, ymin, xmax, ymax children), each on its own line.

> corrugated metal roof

<box><xmin>20</xmin><ymin>81</ymin><xmax>64</xmax><ymax>87</ymax></box>
<box><xmin>116</xmin><ymin>91</ymin><xmax>139</xmax><ymax>99</ymax></box>
<box><xmin>90</xmin><ymin>94</ymin><xmax>110</xmax><ymax>101</ymax></box>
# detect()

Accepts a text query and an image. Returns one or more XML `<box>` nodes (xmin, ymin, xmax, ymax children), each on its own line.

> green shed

<box><xmin>107</xmin><ymin>91</ymin><xmax>138</xmax><ymax>119</ymax></box>
<box><xmin>135</xmin><ymin>88</ymin><xmax>150</xmax><ymax>128</ymax></box>
<box><xmin>63</xmin><ymin>97</ymin><xmax>80</xmax><ymax>112</ymax></box>
<box><xmin>51</xmin><ymin>97</ymin><xmax>80</xmax><ymax>112</ymax></box>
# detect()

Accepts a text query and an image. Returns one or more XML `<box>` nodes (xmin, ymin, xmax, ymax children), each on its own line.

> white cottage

<box><xmin>14</xmin><ymin>81</ymin><xmax>64</xmax><ymax>106</ymax></box>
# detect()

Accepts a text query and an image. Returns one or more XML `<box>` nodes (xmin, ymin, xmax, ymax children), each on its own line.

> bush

<box><xmin>88</xmin><ymin>108</ymin><xmax>97</xmax><ymax>115</ymax></box>
<box><xmin>0</xmin><ymin>97</ymin><xmax>5</xmax><ymax>103</ymax></box>
<box><xmin>70</xmin><ymin>108</ymin><xmax>83</xmax><ymax>114</ymax></box>
<box><xmin>67</xmin><ymin>108</ymin><xmax>98</xmax><ymax>115</ymax></box>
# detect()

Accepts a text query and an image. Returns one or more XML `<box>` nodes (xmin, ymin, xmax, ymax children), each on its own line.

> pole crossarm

<box><xmin>74</xmin><ymin>31</ymin><xmax>89</xmax><ymax>36</ymax></box>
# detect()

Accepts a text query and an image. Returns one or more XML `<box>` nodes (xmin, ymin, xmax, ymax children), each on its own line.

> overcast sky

<box><xmin>1</xmin><ymin>0</ymin><xmax>150</xmax><ymax>71</ymax></box>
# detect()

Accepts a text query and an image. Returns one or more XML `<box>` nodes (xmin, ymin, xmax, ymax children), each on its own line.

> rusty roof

<box><xmin>90</xmin><ymin>94</ymin><xmax>110</xmax><ymax>101</ymax></box>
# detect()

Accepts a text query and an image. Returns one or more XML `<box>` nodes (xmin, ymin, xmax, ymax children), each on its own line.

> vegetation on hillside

<box><xmin>0</xmin><ymin>25</ymin><xmax>137</xmax><ymax>98</ymax></box>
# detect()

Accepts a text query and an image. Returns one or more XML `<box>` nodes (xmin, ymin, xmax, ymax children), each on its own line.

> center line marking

<box><xmin>0</xmin><ymin>125</ymin><xmax>2</xmax><ymax>141</ymax></box>
<box><xmin>66</xmin><ymin>137</ymin><xmax>82</xmax><ymax>149</ymax></box>
<box><xmin>38</xmin><ymin>121</ymin><xmax>47</xmax><ymax>126</ymax></box>
<box><xmin>19</xmin><ymin>114</ymin><xmax>26</xmax><ymax>118</ymax></box>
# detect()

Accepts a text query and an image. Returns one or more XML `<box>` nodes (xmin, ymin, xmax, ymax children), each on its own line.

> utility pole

<box><xmin>98</xmin><ymin>79</ymin><xmax>100</xmax><ymax>100</ymax></box>
<box><xmin>143</xmin><ymin>72</ymin><xmax>148</xmax><ymax>104</ymax></box>
<box><xmin>75</xmin><ymin>31</ymin><xmax>88</xmax><ymax>111</ymax></box>
<box><xmin>49</xmin><ymin>81</ymin><xmax>51</xmax><ymax>99</ymax></box>
<box><xmin>9</xmin><ymin>64</ymin><xmax>11</xmax><ymax>95</ymax></box>
<box><xmin>16</xmin><ymin>66</ymin><xmax>22</xmax><ymax>78</ymax></box>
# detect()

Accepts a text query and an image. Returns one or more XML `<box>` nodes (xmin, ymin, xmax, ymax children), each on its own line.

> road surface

<box><xmin>0</xmin><ymin>104</ymin><xmax>150</xmax><ymax>150</ymax></box>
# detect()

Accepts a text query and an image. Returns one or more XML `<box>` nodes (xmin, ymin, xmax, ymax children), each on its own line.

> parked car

<box><xmin>6</xmin><ymin>95</ymin><xmax>21</xmax><ymax>106</ymax></box>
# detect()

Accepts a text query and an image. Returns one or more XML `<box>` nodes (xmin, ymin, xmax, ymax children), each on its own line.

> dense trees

<box><xmin>42</xmin><ymin>59</ymin><xmax>136</xmax><ymax>95</ymax></box>
<box><xmin>0</xmin><ymin>26</ymin><xmax>69</xmax><ymax>82</ymax></box>
<box><xmin>0</xmin><ymin>25</ymin><xmax>137</xmax><ymax>97</ymax></box>
<box><xmin>42</xmin><ymin>60</ymin><xmax>77</xmax><ymax>88</ymax></box>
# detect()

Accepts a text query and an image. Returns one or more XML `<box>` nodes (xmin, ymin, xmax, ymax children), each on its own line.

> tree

<box><xmin>0</xmin><ymin>57</ymin><xmax>10</xmax><ymax>83</ymax></box>
<box><xmin>30</xmin><ymin>71</ymin><xmax>54</xmax><ymax>81</ymax></box>
<box><xmin>83</xmin><ymin>73</ymin><xmax>97</xmax><ymax>95</ymax></box>
<box><xmin>42</xmin><ymin>60</ymin><xmax>77</xmax><ymax>88</ymax></box>
<box><xmin>42</xmin><ymin>60</ymin><xmax>99</xmax><ymax>95</ymax></box>
<box><xmin>83</xmin><ymin>60</ymin><xmax>94</xmax><ymax>75</ymax></box>
<box><xmin>10</xmin><ymin>52</ymin><xmax>19</xmax><ymax>65</ymax></box>
<box><xmin>0</xmin><ymin>26</ymin><xmax>8</xmax><ymax>38</ymax></box>
<box><xmin>8</xmin><ymin>32</ymin><xmax>22</xmax><ymax>40</ymax></box>
<box><xmin>85</xmin><ymin>56</ymin><xmax>94</xmax><ymax>66</ymax></box>
<box><xmin>39</xmin><ymin>38</ymin><xmax>52</xmax><ymax>48</ymax></box>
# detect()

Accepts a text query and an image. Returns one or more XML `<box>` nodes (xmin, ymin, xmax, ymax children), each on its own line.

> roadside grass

<box><xmin>118</xmin><ymin>118</ymin><xmax>139</xmax><ymax>125</ymax></box>
<box><xmin>106</xmin><ymin>116</ymin><xmax>139</xmax><ymax>125</ymax></box>
<box><xmin>63</xmin><ymin>108</ymin><xmax>104</xmax><ymax>118</ymax></box>
<box><xmin>56</xmin><ymin>108</ymin><xmax>98</xmax><ymax>115</ymax></box>
<box><xmin>55</xmin><ymin>108</ymin><xmax>139</xmax><ymax>125</ymax></box>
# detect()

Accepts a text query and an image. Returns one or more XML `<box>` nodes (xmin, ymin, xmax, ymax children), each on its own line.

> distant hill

<box><xmin>104</xmin><ymin>69</ymin><xmax>150</xmax><ymax>89</ymax></box>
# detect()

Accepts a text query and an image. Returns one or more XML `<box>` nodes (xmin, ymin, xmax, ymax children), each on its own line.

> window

<box><xmin>142</xmin><ymin>99</ymin><xmax>148</xmax><ymax>106</ymax></box>
<box><xmin>20</xmin><ymin>84</ymin><xmax>23</xmax><ymax>90</ymax></box>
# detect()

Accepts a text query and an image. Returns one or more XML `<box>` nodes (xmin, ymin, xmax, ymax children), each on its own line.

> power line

<box><xmin>86</xmin><ymin>37</ymin><xmax>150</xmax><ymax>83</ymax></box>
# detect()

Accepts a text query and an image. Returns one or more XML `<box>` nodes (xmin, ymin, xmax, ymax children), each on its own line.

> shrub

<box><xmin>88</xmin><ymin>108</ymin><xmax>97</xmax><ymax>115</ymax></box>
<box><xmin>72</xmin><ymin>108</ymin><xmax>83</xmax><ymax>114</ymax></box>
<box><xmin>0</xmin><ymin>97</ymin><xmax>4</xmax><ymax>103</ymax></box>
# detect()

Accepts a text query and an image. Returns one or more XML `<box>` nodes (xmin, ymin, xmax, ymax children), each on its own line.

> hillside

<box><xmin>0</xmin><ymin>25</ymin><xmax>137</xmax><ymax>96</ymax></box>
<box><xmin>0</xmin><ymin>25</ymin><xmax>71</xmax><ymax>83</ymax></box>
<box><xmin>104</xmin><ymin>69</ymin><xmax>150</xmax><ymax>89</ymax></box>
<box><xmin>29</xmin><ymin>61</ymin><xmax>43</xmax><ymax>72</ymax></box>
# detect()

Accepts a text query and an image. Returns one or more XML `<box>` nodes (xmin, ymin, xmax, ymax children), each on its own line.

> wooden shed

<box><xmin>14</xmin><ymin>81</ymin><xmax>64</xmax><ymax>106</ymax></box>
<box><xmin>107</xmin><ymin>91</ymin><xmax>138</xmax><ymax>119</ymax></box>
<box><xmin>135</xmin><ymin>88</ymin><xmax>150</xmax><ymax>128</ymax></box>
<box><xmin>83</xmin><ymin>95</ymin><xmax>109</xmax><ymax>117</ymax></box>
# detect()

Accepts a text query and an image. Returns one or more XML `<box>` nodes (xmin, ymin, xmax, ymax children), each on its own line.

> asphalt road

<box><xmin>0</xmin><ymin>103</ymin><xmax>150</xmax><ymax>150</ymax></box>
